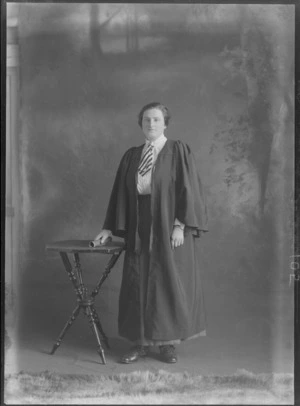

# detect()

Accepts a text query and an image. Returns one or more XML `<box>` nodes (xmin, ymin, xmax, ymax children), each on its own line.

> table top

<box><xmin>46</xmin><ymin>240</ymin><xmax>125</xmax><ymax>254</ymax></box>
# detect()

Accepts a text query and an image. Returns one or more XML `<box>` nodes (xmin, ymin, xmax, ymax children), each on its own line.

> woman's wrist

<box><xmin>173</xmin><ymin>224</ymin><xmax>184</xmax><ymax>230</ymax></box>
<box><xmin>174</xmin><ymin>218</ymin><xmax>185</xmax><ymax>230</ymax></box>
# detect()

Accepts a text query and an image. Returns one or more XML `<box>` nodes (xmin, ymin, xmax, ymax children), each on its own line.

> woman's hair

<box><xmin>138</xmin><ymin>102</ymin><xmax>171</xmax><ymax>128</ymax></box>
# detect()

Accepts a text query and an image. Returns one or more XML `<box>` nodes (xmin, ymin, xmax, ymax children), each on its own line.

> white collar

<box><xmin>145</xmin><ymin>134</ymin><xmax>167</xmax><ymax>148</ymax></box>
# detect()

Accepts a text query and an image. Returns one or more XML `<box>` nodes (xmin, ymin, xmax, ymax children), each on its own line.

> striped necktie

<box><xmin>138</xmin><ymin>143</ymin><xmax>154</xmax><ymax>176</ymax></box>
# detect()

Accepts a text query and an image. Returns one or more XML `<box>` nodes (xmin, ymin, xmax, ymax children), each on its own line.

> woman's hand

<box><xmin>171</xmin><ymin>226</ymin><xmax>184</xmax><ymax>250</ymax></box>
<box><xmin>94</xmin><ymin>229</ymin><xmax>112</xmax><ymax>245</ymax></box>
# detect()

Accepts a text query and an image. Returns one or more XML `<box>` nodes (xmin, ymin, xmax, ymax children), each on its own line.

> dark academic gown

<box><xmin>102</xmin><ymin>139</ymin><xmax>208</xmax><ymax>342</ymax></box>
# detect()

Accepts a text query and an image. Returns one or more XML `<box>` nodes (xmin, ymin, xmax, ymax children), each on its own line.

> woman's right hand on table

<box><xmin>94</xmin><ymin>229</ymin><xmax>112</xmax><ymax>245</ymax></box>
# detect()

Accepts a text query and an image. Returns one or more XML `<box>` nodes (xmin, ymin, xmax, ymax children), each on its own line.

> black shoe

<box><xmin>120</xmin><ymin>345</ymin><xmax>149</xmax><ymax>364</ymax></box>
<box><xmin>159</xmin><ymin>345</ymin><xmax>177</xmax><ymax>363</ymax></box>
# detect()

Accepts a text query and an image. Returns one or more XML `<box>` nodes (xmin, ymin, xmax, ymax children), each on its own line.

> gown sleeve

<box><xmin>102</xmin><ymin>148</ymin><xmax>133</xmax><ymax>238</ymax></box>
<box><xmin>174</xmin><ymin>140</ymin><xmax>208</xmax><ymax>237</ymax></box>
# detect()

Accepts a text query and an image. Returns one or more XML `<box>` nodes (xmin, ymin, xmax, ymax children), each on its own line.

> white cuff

<box><xmin>174</xmin><ymin>218</ymin><xmax>185</xmax><ymax>230</ymax></box>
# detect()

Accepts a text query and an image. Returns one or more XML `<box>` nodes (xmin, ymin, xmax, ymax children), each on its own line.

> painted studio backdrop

<box><xmin>6</xmin><ymin>3</ymin><xmax>294</xmax><ymax>373</ymax></box>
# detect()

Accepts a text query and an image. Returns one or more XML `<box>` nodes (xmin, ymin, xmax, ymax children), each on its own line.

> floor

<box><xmin>4</xmin><ymin>274</ymin><xmax>294</xmax><ymax>378</ymax></box>
<box><xmin>4</xmin><ymin>320</ymin><xmax>293</xmax><ymax>378</ymax></box>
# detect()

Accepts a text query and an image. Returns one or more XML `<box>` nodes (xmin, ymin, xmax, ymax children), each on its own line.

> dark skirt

<box><xmin>137</xmin><ymin>195</ymin><xmax>151</xmax><ymax>342</ymax></box>
<box><xmin>137</xmin><ymin>194</ymin><xmax>152</xmax><ymax>250</ymax></box>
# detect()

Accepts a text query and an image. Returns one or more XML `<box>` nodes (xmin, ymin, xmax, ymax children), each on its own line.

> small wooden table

<box><xmin>46</xmin><ymin>239</ymin><xmax>125</xmax><ymax>364</ymax></box>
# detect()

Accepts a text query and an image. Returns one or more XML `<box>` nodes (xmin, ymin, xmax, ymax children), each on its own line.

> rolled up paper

<box><xmin>89</xmin><ymin>237</ymin><xmax>112</xmax><ymax>248</ymax></box>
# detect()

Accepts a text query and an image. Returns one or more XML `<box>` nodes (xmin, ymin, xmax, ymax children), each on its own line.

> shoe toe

<box><xmin>120</xmin><ymin>346</ymin><xmax>148</xmax><ymax>364</ymax></box>
<box><xmin>159</xmin><ymin>345</ymin><xmax>177</xmax><ymax>363</ymax></box>
<box><xmin>168</xmin><ymin>355</ymin><xmax>177</xmax><ymax>363</ymax></box>
<box><xmin>121</xmin><ymin>355</ymin><xmax>136</xmax><ymax>364</ymax></box>
<box><xmin>163</xmin><ymin>354</ymin><xmax>177</xmax><ymax>363</ymax></box>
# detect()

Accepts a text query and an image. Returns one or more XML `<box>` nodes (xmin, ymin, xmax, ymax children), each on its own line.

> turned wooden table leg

<box><xmin>84</xmin><ymin>305</ymin><xmax>106</xmax><ymax>364</ymax></box>
<box><xmin>91</xmin><ymin>252</ymin><xmax>122</xmax><ymax>297</ymax></box>
<box><xmin>91</xmin><ymin>305</ymin><xmax>110</xmax><ymax>349</ymax></box>
<box><xmin>50</xmin><ymin>252</ymin><xmax>83</xmax><ymax>355</ymax></box>
<box><xmin>73</xmin><ymin>252</ymin><xmax>106</xmax><ymax>361</ymax></box>
<box><xmin>60</xmin><ymin>252</ymin><xmax>82</xmax><ymax>301</ymax></box>
<box><xmin>50</xmin><ymin>305</ymin><xmax>81</xmax><ymax>354</ymax></box>
<box><xmin>73</xmin><ymin>252</ymin><xmax>87</xmax><ymax>299</ymax></box>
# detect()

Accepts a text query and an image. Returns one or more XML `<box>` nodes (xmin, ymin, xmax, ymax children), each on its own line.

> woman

<box><xmin>95</xmin><ymin>102</ymin><xmax>208</xmax><ymax>364</ymax></box>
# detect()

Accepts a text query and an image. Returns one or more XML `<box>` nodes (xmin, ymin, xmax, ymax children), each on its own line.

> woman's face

<box><xmin>141</xmin><ymin>108</ymin><xmax>166</xmax><ymax>141</ymax></box>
